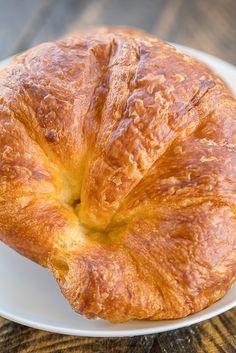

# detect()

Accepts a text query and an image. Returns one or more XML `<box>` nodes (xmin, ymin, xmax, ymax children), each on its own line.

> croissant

<box><xmin>0</xmin><ymin>27</ymin><xmax>235</xmax><ymax>322</ymax></box>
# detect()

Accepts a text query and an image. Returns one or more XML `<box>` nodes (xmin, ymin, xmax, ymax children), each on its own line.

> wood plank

<box><xmin>25</xmin><ymin>0</ymin><xmax>92</xmax><ymax>49</ymax></box>
<box><xmin>0</xmin><ymin>0</ymin><xmax>53</xmax><ymax>60</ymax></box>
<box><xmin>85</xmin><ymin>0</ymin><xmax>166</xmax><ymax>32</ymax></box>
<box><xmin>0</xmin><ymin>309</ymin><xmax>236</xmax><ymax>352</ymax></box>
<box><xmin>152</xmin><ymin>0</ymin><xmax>236</xmax><ymax>64</ymax></box>
<box><xmin>150</xmin><ymin>309</ymin><xmax>236</xmax><ymax>353</ymax></box>
<box><xmin>1</xmin><ymin>0</ymin><xmax>235</xmax><ymax>64</ymax></box>
<box><xmin>27</xmin><ymin>0</ymin><xmax>167</xmax><ymax>48</ymax></box>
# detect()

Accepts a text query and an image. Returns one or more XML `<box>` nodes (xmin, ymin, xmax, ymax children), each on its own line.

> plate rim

<box><xmin>0</xmin><ymin>293</ymin><xmax>236</xmax><ymax>337</ymax></box>
<box><xmin>0</xmin><ymin>43</ymin><xmax>236</xmax><ymax>337</ymax></box>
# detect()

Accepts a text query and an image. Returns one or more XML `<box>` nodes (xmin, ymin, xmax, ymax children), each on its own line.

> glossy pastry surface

<box><xmin>0</xmin><ymin>27</ymin><xmax>235</xmax><ymax>322</ymax></box>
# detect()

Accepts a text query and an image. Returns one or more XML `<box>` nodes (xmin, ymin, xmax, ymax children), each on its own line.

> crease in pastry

<box><xmin>78</xmin><ymin>41</ymin><xmax>221</xmax><ymax>231</ymax></box>
<box><xmin>110</xmin><ymin>108</ymin><xmax>215</xmax><ymax>226</ymax></box>
<box><xmin>78</xmin><ymin>34</ymin><xmax>141</xmax><ymax>229</ymax></box>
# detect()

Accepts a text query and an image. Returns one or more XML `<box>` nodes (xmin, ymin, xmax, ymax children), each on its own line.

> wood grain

<box><xmin>0</xmin><ymin>309</ymin><xmax>236</xmax><ymax>352</ymax></box>
<box><xmin>0</xmin><ymin>0</ymin><xmax>236</xmax><ymax>352</ymax></box>
<box><xmin>0</xmin><ymin>0</ymin><xmax>235</xmax><ymax>64</ymax></box>
<box><xmin>0</xmin><ymin>0</ymin><xmax>53</xmax><ymax>59</ymax></box>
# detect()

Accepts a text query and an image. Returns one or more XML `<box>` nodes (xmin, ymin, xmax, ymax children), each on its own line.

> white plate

<box><xmin>0</xmin><ymin>44</ymin><xmax>236</xmax><ymax>337</ymax></box>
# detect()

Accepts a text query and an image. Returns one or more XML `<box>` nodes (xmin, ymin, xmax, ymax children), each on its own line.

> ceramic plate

<box><xmin>0</xmin><ymin>44</ymin><xmax>236</xmax><ymax>337</ymax></box>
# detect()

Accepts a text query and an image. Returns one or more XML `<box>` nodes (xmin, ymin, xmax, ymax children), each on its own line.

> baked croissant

<box><xmin>0</xmin><ymin>27</ymin><xmax>235</xmax><ymax>323</ymax></box>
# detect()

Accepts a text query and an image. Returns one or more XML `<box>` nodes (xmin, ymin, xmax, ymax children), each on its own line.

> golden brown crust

<box><xmin>0</xmin><ymin>27</ymin><xmax>235</xmax><ymax>322</ymax></box>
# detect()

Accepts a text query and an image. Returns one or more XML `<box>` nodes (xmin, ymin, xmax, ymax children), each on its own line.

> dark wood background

<box><xmin>0</xmin><ymin>0</ymin><xmax>236</xmax><ymax>65</ymax></box>
<box><xmin>0</xmin><ymin>0</ymin><xmax>236</xmax><ymax>352</ymax></box>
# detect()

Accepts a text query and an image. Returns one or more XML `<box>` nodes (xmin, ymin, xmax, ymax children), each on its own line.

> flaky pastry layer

<box><xmin>0</xmin><ymin>27</ymin><xmax>236</xmax><ymax>322</ymax></box>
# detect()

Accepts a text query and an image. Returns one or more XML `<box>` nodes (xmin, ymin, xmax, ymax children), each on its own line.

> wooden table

<box><xmin>0</xmin><ymin>0</ymin><xmax>235</xmax><ymax>352</ymax></box>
